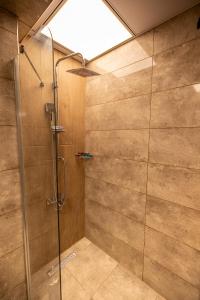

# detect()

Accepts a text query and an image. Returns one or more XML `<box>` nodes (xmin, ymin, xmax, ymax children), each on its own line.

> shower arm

<box><xmin>55</xmin><ymin>52</ymin><xmax>86</xmax><ymax>68</ymax></box>
<box><xmin>54</xmin><ymin>52</ymin><xmax>86</xmax><ymax>89</ymax></box>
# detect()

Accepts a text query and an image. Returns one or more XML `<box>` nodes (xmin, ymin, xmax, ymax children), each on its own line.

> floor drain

<box><xmin>47</xmin><ymin>252</ymin><xmax>77</xmax><ymax>277</ymax></box>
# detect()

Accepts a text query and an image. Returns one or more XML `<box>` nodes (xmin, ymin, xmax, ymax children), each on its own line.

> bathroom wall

<box><xmin>85</xmin><ymin>4</ymin><xmax>200</xmax><ymax>300</ymax></box>
<box><xmin>0</xmin><ymin>8</ymin><xmax>27</xmax><ymax>299</ymax></box>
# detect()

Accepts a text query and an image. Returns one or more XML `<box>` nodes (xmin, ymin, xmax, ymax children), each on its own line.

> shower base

<box><xmin>31</xmin><ymin>238</ymin><xmax>165</xmax><ymax>300</ymax></box>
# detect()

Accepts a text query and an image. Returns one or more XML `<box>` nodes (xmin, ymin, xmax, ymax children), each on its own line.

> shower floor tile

<box><xmin>31</xmin><ymin>237</ymin><xmax>165</xmax><ymax>299</ymax></box>
<box><xmin>62</xmin><ymin>238</ymin><xmax>166</xmax><ymax>300</ymax></box>
<box><xmin>64</xmin><ymin>241</ymin><xmax>117</xmax><ymax>296</ymax></box>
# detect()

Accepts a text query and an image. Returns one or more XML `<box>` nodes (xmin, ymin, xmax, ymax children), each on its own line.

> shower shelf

<box><xmin>75</xmin><ymin>152</ymin><xmax>93</xmax><ymax>160</ymax></box>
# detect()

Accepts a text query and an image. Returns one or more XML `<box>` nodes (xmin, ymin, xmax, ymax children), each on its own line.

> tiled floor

<box><xmin>61</xmin><ymin>238</ymin><xmax>165</xmax><ymax>300</ymax></box>
<box><xmin>31</xmin><ymin>237</ymin><xmax>166</xmax><ymax>300</ymax></box>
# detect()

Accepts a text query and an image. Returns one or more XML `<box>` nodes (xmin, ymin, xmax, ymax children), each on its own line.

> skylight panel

<box><xmin>42</xmin><ymin>0</ymin><xmax>132</xmax><ymax>60</ymax></box>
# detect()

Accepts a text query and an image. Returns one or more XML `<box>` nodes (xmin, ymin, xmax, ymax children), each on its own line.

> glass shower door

<box><xmin>15</xmin><ymin>29</ymin><xmax>61</xmax><ymax>299</ymax></box>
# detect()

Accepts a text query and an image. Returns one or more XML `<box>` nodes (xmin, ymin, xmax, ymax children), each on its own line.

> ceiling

<box><xmin>0</xmin><ymin>0</ymin><xmax>57</xmax><ymax>40</ymax></box>
<box><xmin>106</xmin><ymin>0</ymin><xmax>200</xmax><ymax>35</ymax></box>
<box><xmin>0</xmin><ymin>0</ymin><xmax>200</xmax><ymax>41</ymax></box>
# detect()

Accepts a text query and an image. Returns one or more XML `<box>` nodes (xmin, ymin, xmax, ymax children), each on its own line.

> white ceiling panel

<box><xmin>106</xmin><ymin>0</ymin><xmax>200</xmax><ymax>34</ymax></box>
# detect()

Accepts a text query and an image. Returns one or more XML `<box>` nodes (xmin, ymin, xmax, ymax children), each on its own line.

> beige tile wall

<box><xmin>85</xmin><ymin>4</ymin><xmax>200</xmax><ymax>300</ymax></box>
<box><xmin>0</xmin><ymin>8</ymin><xmax>27</xmax><ymax>299</ymax></box>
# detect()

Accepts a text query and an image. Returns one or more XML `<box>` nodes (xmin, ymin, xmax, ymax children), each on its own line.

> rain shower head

<box><xmin>66</xmin><ymin>67</ymin><xmax>100</xmax><ymax>77</ymax></box>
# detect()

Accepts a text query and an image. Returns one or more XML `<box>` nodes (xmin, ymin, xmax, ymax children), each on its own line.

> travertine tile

<box><xmin>0</xmin><ymin>78</ymin><xmax>15</xmax><ymax>97</ymax></box>
<box><xmin>151</xmin><ymin>84</ymin><xmax>200</xmax><ymax>128</ymax></box>
<box><xmin>85</xmin><ymin>129</ymin><xmax>149</xmax><ymax>162</ymax></box>
<box><xmin>146</xmin><ymin>196</ymin><xmax>200</xmax><ymax>250</ymax></box>
<box><xmin>143</xmin><ymin>257</ymin><xmax>199</xmax><ymax>300</ymax></box>
<box><xmin>0</xmin><ymin>27</ymin><xmax>17</xmax><ymax>80</ymax></box>
<box><xmin>85</xmin><ymin>157</ymin><xmax>147</xmax><ymax>194</ymax></box>
<box><xmin>85</xmin><ymin>220</ymin><xmax>143</xmax><ymax>278</ymax></box>
<box><xmin>154</xmin><ymin>5</ymin><xmax>200</xmax><ymax>54</ymax></box>
<box><xmin>0</xmin><ymin>0</ymin><xmax>53</xmax><ymax>29</ymax></box>
<box><xmin>0</xmin><ymin>209</ymin><xmax>23</xmax><ymax>257</ymax></box>
<box><xmin>145</xmin><ymin>227</ymin><xmax>200</xmax><ymax>287</ymax></box>
<box><xmin>0</xmin><ymin>8</ymin><xmax>17</xmax><ymax>34</ymax></box>
<box><xmin>148</xmin><ymin>163</ymin><xmax>200</xmax><ymax>210</ymax></box>
<box><xmin>152</xmin><ymin>39</ymin><xmax>200</xmax><ymax>92</ymax></box>
<box><xmin>86</xmin><ymin>95</ymin><xmax>150</xmax><ymax>130</ymax></box>
<box><xmin>86</xmin><ymin>58</ymin><xmax>152</xmax><ymax>106</ymax></box>
<box><xmin>149</xmin><ymin>128</ymin><xmax>200</xmax><ymax>169</ymax></box>
<box><xmin>86</xmin><ymin>200</ymin><xmax>144</xmax><ymax>252</ymax></box>
<box><xmin>93</xmin><ymin>265</ymin><xmax>161</xmax><ymax>300</ymax></box>
<box><xmin>88</xmin><ymin>31</ymin><xmax>153</xmax><ymax>73</ymax></box>
<box><xmin>0</xmin><ymin>247</ymin><xmax>25</xmax><ymax>298</ymax></box>
<box><xmin>62</xmin><ymin>268</ymin><xmax>91</xmax><ymax>300</ymax></box>
<box><xmin>0</xmin><ymin>95</ymin><xmax>16</xmax><ymax>125</ymax></box>
<box><xmin>0</xmin><ymin>169</ymin><xmax>21</xmax><ymax>215</ymax></box>
<box><xmin>0</xmin><ymin>126</ymin><xmax>18</xmax><ymax>171</ymax></box>
<box><xmin>1</xmin><ymin>282</ymin><xmax>27</xmax><ymax>300</ymax></box>
<box><xmin>85</xmin><ymin>177</ymin><xmax>146</xmax><ymax>223</ymax></box>
<box><xmin>66</xmin><ymin>243</ymin><xmax>117</xmax><ymax>296</ymax></box>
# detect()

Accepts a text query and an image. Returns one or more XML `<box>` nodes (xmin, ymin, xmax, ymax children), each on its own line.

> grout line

<box><xmin>87</xmin><ymin>198</ymin><xmax>145</xmax><ymax>226</ymax></box>
<box><xmin>0</xmin><ymin>205</ymin><xmax>24</xmax><ymax>218</ymax></box>
<box><xmin>145</xmin><ymin>224</ymin><xmax>200</xmax><ymax>254</ymax></box>
<box><xmin>144</xmin><ymin>254</ymin><xmax>200</xmax><ymax>291</ymax></box>
<box><xmin>86</xmin><ymin>219</ymin><xmax>142</xmax><ymax>256</ymax></box>
<box><xmin>146</xmin><ymin>193</ymin><xmax>200</xmax><ymax>213</ymax></box>
<box><xmin>87</xmin><ymin>151</ymin><xmax>200</xmax><ymax>172</ymax></box>
<box><xmin>142</xmin><ymin>28</ymin><xmax>155</xmax><ymax>281</ymax></box>
<box><xmin>92</xmin><ymin>263</ymin><xmax>119</xmax><ymax>299</ymax></box>
<box><xmin>86</xmin><ymin>148</ymin><xmax>200</xmax><ymax>171</ymax></box>
<box><xmin>86</xmin><ymin>153</ymin><xmax>148</xmax><ymax>164</ymax></box>
<box><xmin>85</xmin><ymin>175</ymin><xmax>146</xmax><ymax>196</ymax></box>
<box><xmin>0</xmin><ymin>124</ymin><xmax>16</xmax><ymax>127</ymax></box>
<box><xmin>86</xmin><ymin>80</ymin><xmax>200</xmax><ymax>111</ymax></box>
<box><xmin>62</xmin><ymin>242</ymin><xmax>95</xmax><ymax>297</ymax></box>
<box><xmin>88</xmin><ymin>55</ymin><xmax>153</xmax><ymax>78</ymax></box>
<box><xmin>0</xmin><ymin>166</ymin><xmax>19</xmax><ymax>174</ymax></box>
<box><xmin>85</xmin><ymin>174</ymin><xmax>146</xmax><ymax>196</ymax></box>
<box><xmin>0</xmin><ymin>24</ymin><xmax>17</xmax><ymax>36</ymax></box>
<box><xmin>153</xmin><ymin>35</ymin><xmax>200</xmax><ymax>57</ymax></box>
<box><xmin>86</xmin><ymin>126</ymin><xmax>200</xmax><ymax>131</ymax></box>
<box><xmin>0</xmin><ymin>244</ymin><xmax>24</xmax><ymax>260</ymax></box>
<box><xmin>89</xmin><ymin>35</ymin><xmax>200</xmax><ymax>79</ymax></box>
<box><xmin>86</xmin><ymin>92</ymin><xmax>151</xmax><ymax>108</ymax></box>
<box><xmin>86</xmin><ymin>128</ymin><xmax>150</xmax><ymax>132</ymax></box>
<box><xmin>148</xmin><ymin>161</ymin><xmax>200</xmax><ymax>172</ymax></box>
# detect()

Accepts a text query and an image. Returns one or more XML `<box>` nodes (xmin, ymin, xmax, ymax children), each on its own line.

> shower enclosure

<box><xmin>15</xmin><ymin>30</ymin><xmax>62</xmax><ymax>299</ymax></box>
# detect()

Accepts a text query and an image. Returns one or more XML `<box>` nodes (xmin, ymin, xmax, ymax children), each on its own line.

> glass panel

<box><xmin>15</xmin><ymin>30</ymin><xmax>61</xmax><ymax>299</ymax></box>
